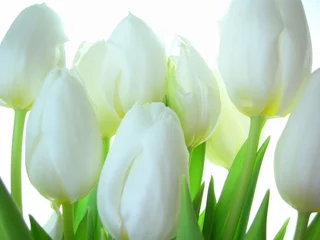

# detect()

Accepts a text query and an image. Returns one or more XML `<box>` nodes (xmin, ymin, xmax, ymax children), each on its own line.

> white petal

<box><xmin>0</xmin><ymin>4</ymin><xmax>66</xmax><ymax>109</ymax></box>
<box><xmin>120</xmin><ymin>108</ymin><xmax>189</xmax><ymax>239</ymax></box>
<box><xmin>274</xmin><ymin>69</ymin><xmax>320</xmax><ymax>211</ymax></box>
<box><xmin>218</xmin><ymin>0</ymin><xmax>283</xmax><ymax>115</ymax></box>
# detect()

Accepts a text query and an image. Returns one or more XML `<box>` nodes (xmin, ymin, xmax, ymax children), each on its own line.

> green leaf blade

<box><xmin>75</xmin><ymin>209</ymin><xmax>94</xmax><ymax>240</ymax></box>
<box><xmin>177</xmin><ymin>177</ymin><xmax>204</xmax><ymax>240</ymax></box>
<box><xmin>244</xmin><ymin>190</ymin><xmax>270</xmax><ymax>240</ymax></box>
<box><xmin>211</xmin><ymin>141</ymin><xmax>247</xmax><ymax>239</ymax></box>
<box><xmin>202</xmin><ymin>176</ymin><xmax>215</xmax><ymax>240</ymax></box>
<box><xmin>273</xmin><ymin>218</ymin><xmax>290</xmax><ymax>240</ymax></box>
<box><xmin>0</xmin><ymin>178</ymin><xmax>32</xmax><ymax>240</ymax></box>
<box><xmin>193</xmin><ymin>183</ymin><xmax>205</xmax><ymax>220</ymax></box>
<box><xmin>29</xmin><ymin>215</ymin><xmax>52</xmax><ymax>240</ymax></box>
<box><xmin>234</xmin><ymin>137</ymin><xmax>270</xmax><ymax>240</ymax></box>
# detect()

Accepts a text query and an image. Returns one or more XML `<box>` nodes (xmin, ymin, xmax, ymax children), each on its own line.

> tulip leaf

<box><xmin>234</xmin><ymin>137</ymin><xmax>270</xmax><ymax>240</ymax></box>
<box><xmin>189</xmin><ymin>142</ymin><xmax>206</xmax><ymax>200</ymax></box>
<box><xmin>243</xmin><ymin>190</ymin><xmax>270</xmax><ymax>240</ymax></box>
<box><xmin>177</xmin><ymin>177</ymin><xmax>204</xmax><ymax>240</ymax></box>
<box><xmin>273</xmin><ymin>218</ymin><xmax>290</xmax><ymax>240</ymax></box>
<box><xmin>75</xmin><ymin>209</ymin><xmax>94</xmax><ymax>240</ymax></box>
<box><xmin>0</xmin><ymin>178</ymin><xmax>32</xmax><ymax>240</ymax></box>
<box><xmin>198</xmin><ymin>210</ymin><xmax>205</xmax><ymax>230</ymax></box>
<box><xmin>193</xmin><ymin>183</ymin><xmax>205</xmax><ymax>220</ymax></box>
<box><xmin>211</xmin><ymin>140</ymin><xmax>247</xmax><ymax>239</ymax></box>
<box><xmin>202</xmin><ymin>176</ymin><xmax>216</xmax><ymax>240</ymax></box>
<box><xmin>73</xmin><ymin>196</ymin><xmax>89</xmax><ymax>230</ymax></box>
<box><xmin>29</xmin><ymin>215</ymin><xmax>52</xmax><ymax>240</ymax></box>
<box><xmin>306</xmin><ymin>213</ymin><xmax>320</xmax><ymax>240</ymax></box>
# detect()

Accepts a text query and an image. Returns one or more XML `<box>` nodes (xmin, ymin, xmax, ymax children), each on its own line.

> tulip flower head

<box><xmin>97</xmin><ymin>102</ymin><xmax>189</xmax><ymax>240</ymax></box>
<box><xmin>73</xmin><ymin>13</ymin><xmax>167</xmax><ymax>137</ymax></box>
<box><xmin>218</xmin><ymin>0</ymin><xmax>312</xmax><ymax>117</ymax></box>
<box><xmin>25</xmin><ymin>68</ymin><xmax>102</xmax><ymax>204</ymax></box>
<box><xmin>167</xmin><ymin>37</ymin><xmax>221</xmax><ymax>148</ymax></box>
<box><xmin>274</xmin><ymin>69</ymin><xmax>320</xmax><ymax>212</ymax></box>
<box><xmin>0</xmin><ymin>3</ymin><xmax>67</xmax><ymax>109</ymax></box>
<box><xmin>206</xmin><ymin>73</ymin><xmax>249</xmax><ymax>169</ymax></box>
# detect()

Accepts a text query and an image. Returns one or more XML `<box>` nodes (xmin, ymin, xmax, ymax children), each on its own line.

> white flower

<box><xmin>218</xmin><ymin>0</ymin><xmax>312</xmax><ymax>117</ymax></box>
<box><xmin>167</xmin><ymin>37</ymin><xmax>220</xmax><ymax>147</ymax></box>
<box><xmin>25</xmin><ymin>68</ymin><xmax>102</xmax><ymax>203</ymax></box>
<box><xmin>73</xmin><ymin>13</ymin><xmax>167</xmax><ymax>137</ymax></box>
<box><xmin>206</xmin><ymin>73</ymin><xmax>249</xmax><ymax>169</ymax></box>
<box><xmin>97</xmin><ymin>102</ymin><xmax>189</xmax><ymax>240</ymax></box>
<box><xmin>0</xmin><ymin>3</ymin><xmax>67</xmax><ymax>109</ymax></box>
<box><xmin>274</xmin><ymin>69</ymin><xmax>320</xmax><ymax>212</ymax></box>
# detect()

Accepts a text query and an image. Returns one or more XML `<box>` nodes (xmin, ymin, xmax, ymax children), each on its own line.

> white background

<box><xmin>0</xmin><ymin>0</ymin><xmax>319</xmax><ymax>239</ymax></box>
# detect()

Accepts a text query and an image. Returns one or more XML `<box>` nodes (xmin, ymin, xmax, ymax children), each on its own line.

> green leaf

<box><xmin>177</xmin><ymin>177</ymin><xmax>204</xmax><ymax>240</ymax></box>
<box><xmin>75</xmin><ymin>209</ymin><xmax>94</xmax><ymax>240</ymax></box>
<box><xmin>211</xmin><ymin>141</ymin><xmax>247</xmax><ymax>239</ymax></box>
<box><xmin>29</xmin><ymin>215</ymin><xmax>52</xmax><ymax>240</ymax></box>
<box><xmin>0</xmin><ymin>178</ymin><xmax>32</xmax><ymax>240</ymax></box>
<box><xmin>234</xmin><ymin>137</ymin><xmax>270</xmax><ymax>240</ymax></box>
<box><xmin>193</xmin><ymin>183</ymin><xmax>205</xmax><ymax>220</ymax></box>
<box><xmin>273</xmin><ymin>218</ymin><xmax>290</xmax><ymax>240</ymax></box>
<box><xmin>306</xmin><ymin>213</ymin><xmax>320</xmax><ymax>240</ymax></box>
<box><xmin>73</xmin><ymin>196</ymin><xmax>89</xmax><ymax>231</ymax></box>
<box><xmin>244</xmin><ymin>190</ymin><xmax>270</xmax><ymax>240</ymax></box>
<box><xmin>198</xmin><ymin>210</ymin><xmax>205</xmax><ymax>230</ymax></box>
<box><xmin>189</xmin><ymin>142</ymin><xmax>206</xmax><ymax>199</ymax></box>
<box><xmin>202</xmin><ymin>176</ymin><xmax>215</xmax><ymax>240</ymax></box>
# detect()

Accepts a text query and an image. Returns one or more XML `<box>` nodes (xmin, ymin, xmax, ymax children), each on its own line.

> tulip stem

<box><xmin>188</xmin><ymin>142</ymin><xmax>206</xmax><ymax>200</ymax></box>
<box><xmin>293</xmin><ymin>212</ymin><xmax>310</xmax><ymax>240</ymax></box>
<box><xmin>221</xmin><ymin>116</ymin><xmax>265</xmax><ymax>240</ymax></box>
<box><xmin>102</xmin><ymin>137</ymin><xmax>110</xmax><ymax>162</ymax></box>
<box><xmin>10</xmin><ymin>108</ymin><xmax>27</xmax><ymax>213</ymax></box>
<box><xmin>62</xmin><ymin>203</ymin><xmax>75</xmax><ymax>240</ymax></box>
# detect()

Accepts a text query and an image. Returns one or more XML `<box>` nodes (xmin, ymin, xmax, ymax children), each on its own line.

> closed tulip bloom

<box><xmin>274</xmin><ymin>69</ymin><xmax>320</xmax><ymax>212</ymax></box>
<box><xmin>25</xmin><ymin>68</ymin><xmax>102</xmax><ymax>203</ymax></box>
<box><xmin>206</xmin><ymin>73</ymin><xmax>249</xmax><ymax>169</ymax></box>
<box><xmin>167</xmin><ymin>37</ymin><xmax>220</xmax><ymax>148</ymax></box>
<box><xmin>73</xmin><ymin>13</ymin><xmax>167</xmax><ymax>137</ymax></box>
<box><xmin>0</xmin><ymin>3</ymin><xmax>67</xmax><ymax>109</ymax></box>
<box><xmin>97</xmin><ymin>102</ymin><xmax>189</xmax><ymax>240</ymax></box>
<box><xmin>218</xmin><ymin>0</ymin><xmax>312</xmax><ymax>117</ymax></box>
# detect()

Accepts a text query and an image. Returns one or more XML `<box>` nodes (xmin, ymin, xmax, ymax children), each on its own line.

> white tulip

<box><xmin>25</xmin><ymin>68</ymin><xmax>102</xmax><ymax>203</ymax></box>
<box><xmin>97</xmin><ymin>102</ymin><xmax>189</xmax><ymax>240</ymax></box>
<box><xmin>218</xmin><ymin>0</ymin><xmax>312</xmax><ymax>117</ymax></box>
<box><xmin>167</xmin><ymin>37</ymin><xmax>220</xmax><ymax>148</ymax></box>
<box><xmin>0</xmin><ymin>3</ymin><xmax>67</xmax><ymax>109</ymax></box>
<box><xmin>274</xmin><ymin>69</ymin><xmax>320</xmax><ymax>212</ymax></box>
<box><xmin>73</xmin><ymin>13</ymin><xmax>167</xmax><ymax>137</ymax></box>
<box><xmin>206</xmin><ymin>73</ymin><xmax>249</xmax><ymax>169</ymax></box>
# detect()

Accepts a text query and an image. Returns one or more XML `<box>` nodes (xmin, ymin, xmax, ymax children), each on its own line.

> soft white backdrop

<box><xmin>0</xmin><ymin>1</ymin><xmax>319</xmax><ymax>239</ymax></box>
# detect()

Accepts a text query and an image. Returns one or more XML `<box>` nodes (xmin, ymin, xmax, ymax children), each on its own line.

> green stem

<box><xmin>222</xmin><ymin>116</ymin><xmax>265</xmax><ymax>240</ymax></box>
<box><xmin>102</xmin><ymin>137</ymin><xmax>110</xmax><ymax>162</ymax></box>
<box><xmin>95</xmin><ymin>137</ymin><xmax>110</xmax><ymax>238</ymax></box>
<box><xmin>10</xmin><ymin>109</ymin><xmax>27</xmax><ymax>212</ymax></box>
<box><xmin>293</xmin><ymin>212</ymin><xmax>310</xmax><ymax>240</ymax></box>
<box><xmin>189</xmin><ymin>142</ymin><xmax>206</xmax><ymax>200</ymax></box>
<box><xmin>62</xmin><ymin>203</ymin><xmax>74</xmax><ymax>240</ymax></box>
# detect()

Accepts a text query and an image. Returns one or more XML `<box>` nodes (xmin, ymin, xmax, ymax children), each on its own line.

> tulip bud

<box><xmin>218</xmin><ymin>0</ymin><xmax>312</xmax><ymax>117</ymax></box>
<box><xmin>167</xmin><ymin>37</ymin><xmax>220</xmax><ymax>148</ymax></box>
<box><xmin>0</xmin><ymin>4</ymin><xmax>67</xmax><ymax>109</ymax></box>
<box><xmin>25</xmin><ymin>68</ymin><xmax>102</xmax><ymax>204</ymax></box>
<box><xmin>73</xmin><ymin>13</ymin><xmax>167</xmax><ymax>137</ymax></box>
<box><xmin>206</xmin><ymin>73</ymin><xmax>249</xmax><ymax>169</ymax></box>
<box><xmin>274</xmin><ymin>69</ymin><xmax>320</xmax><ymax>212</ymax></box>
<box><xmin>97</xmin><ymin>102</ymin><xmax>189</xmax><ymax>240</ymax></box>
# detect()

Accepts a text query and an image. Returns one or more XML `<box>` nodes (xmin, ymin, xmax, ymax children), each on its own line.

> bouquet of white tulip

<box><xmin>1</xmin><ymin>1</ymin><xmax>320</xmax><ymax>240</ymax></box>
